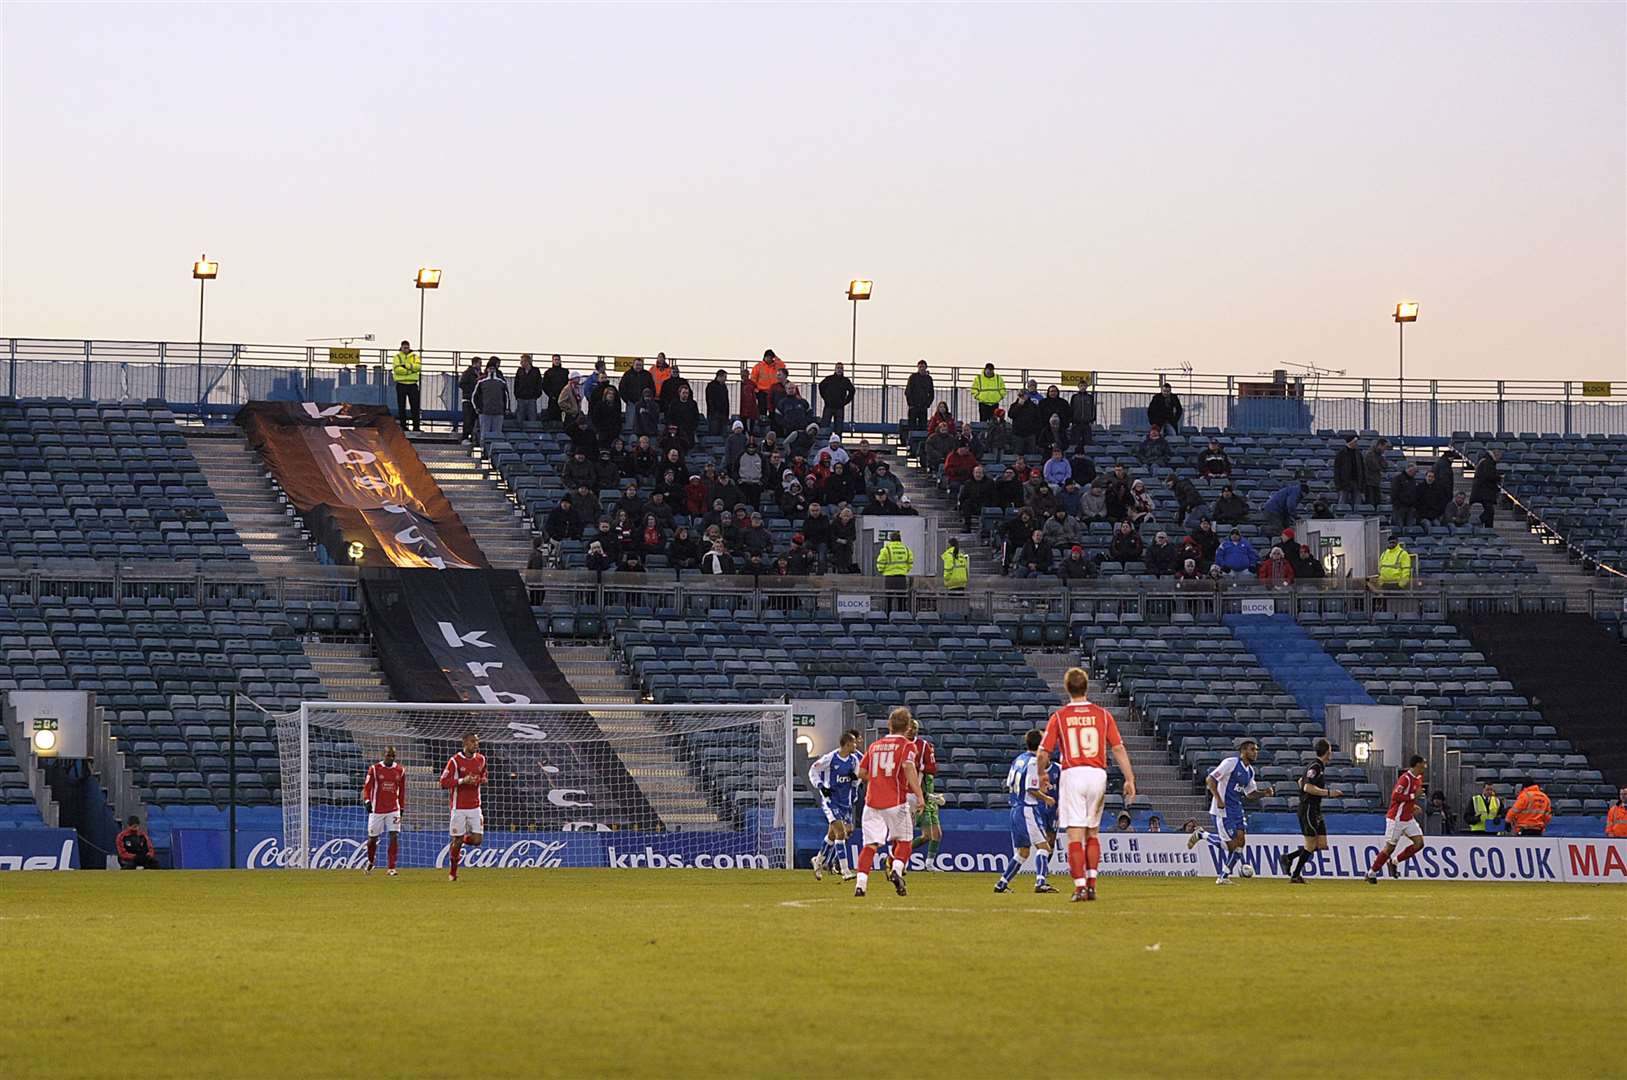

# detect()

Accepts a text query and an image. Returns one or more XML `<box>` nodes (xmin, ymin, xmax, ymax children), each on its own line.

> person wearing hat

<box><xmin>1057</xmin><ymin>544</ymin><xmax>1095</xmax><ymax>584</ymax></box>
<box><xmin>971</xmin><ymin>362</ymin><xmax>1006</xmax><ymax>422</ymax></box>
<box><xmin>391</xmin><ymin>339</ymin><xmax>422</xmax><ymax>432</ymax></box>
<box><xmin>896</xmin><ymin>493</ymin><xmax>918</xmax><ymax>517</ymax></box>
<box><xmin>750</xmin><ymin>349</ymin><xmax>787</xmax><ymax>417</ymax></box>
<box><xmin>1378</xmin><ymin>534</ymin><xmax>1414</xmax><ymax>588</ymax></box>
<box><xmin>1214</xmin><ymin>529</ymin><xmax>1259</xmax><ymax>574</ymax></box>
<box><xmin>941</xmin><ymin>537</ymin><xmax>970</xmax><ymax>590</ymax></box>
<box><xmin>1114</xmin><ymin>812</ymin><xmax>1134</xmax><ymax>832</ymax></box>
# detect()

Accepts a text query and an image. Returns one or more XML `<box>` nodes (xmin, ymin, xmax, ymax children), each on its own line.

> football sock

<box><xmin>926</xmin><ymin>839</ymin><xmax>941</xmax><ymax>862</ymax></box>
<box><xmin>366</xmin><ymin>837</ymin><xmax>378</xmax><ymax>866</ymax></box>
<box><xmin>1203</xmin><ymin>830</ymin><xmax>1227</xmax><ymax>854</ymax></box>
<box><xmin>837</xmin><ymin>852</ymin><xmax>852</xmax><ymax>876</ymax></box>
<box><xmin>1085</xmin><ymin>836</ymin><xmax>1101</xmax><ymax>882</ymax></box>
<box><xmin>855</xmin><ymin>872</ymin><xmax>868</xmax><ymax>889</ymax></box>
<box><xmin>1068</xmin><ymin>841</ymin><xmax>1086</xmax><ymax>887</ymax></box>
<box><xmin>1370</xmin><ymin>849</ymin><xmax>1390</xmax><ymax>872</ymax></box>
<box><xmin>1395</xmin><ymin>845</ymin><xmax>1421</xmax><ymax>865</ymax></box>
<box><xmin>1225</xmin><ymin>850</ymin><xmax>1243</xmax><ymax>872</ymax></box>
<box><xmin>998</xmin><ymin>850</ymin><xmax>1025</xmax><ymax>887</ymax></box>
<box><xmin>387</xmin><ymin>835</ymin><xmax>398</xmax><ymax>870</ymax></box>
<box><xmin>891</xmin><ymin>840</ymin><xmax>912</xmax><ymax>873</ymax></box>
<box><xmin>1033</xmin><ymin>849</ymin><xmax>1050</xmax><ymax>884</ymax></box>
<box><xmin>816</xmin><ymin>840</ymin><xmax>833</xmax><ymax>866</ymax></box>
<box><xmin>857</xmin><ymin>847</ymin><xmax>875</xmax><ymax>875</ymax></box>
<box><xmin>450</xmin><ymin>845</ymin><xmax>461</xmax><ymax>876</ymax></box>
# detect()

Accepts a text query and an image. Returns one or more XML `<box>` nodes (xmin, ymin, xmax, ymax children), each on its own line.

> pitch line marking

<box><xmin>773</xmin><ymin>900</ymin><xmax>1622</xmax><ymax>925</ymax></box>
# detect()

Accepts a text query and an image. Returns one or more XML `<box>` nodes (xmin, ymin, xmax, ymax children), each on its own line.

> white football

<box><xmin>1239</xmin><ymin>864</ymin><xmax>1255</xmax><ymax>878</ymax></box>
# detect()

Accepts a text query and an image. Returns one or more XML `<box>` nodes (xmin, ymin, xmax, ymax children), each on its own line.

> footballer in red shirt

<box><xmin>1366</xmin><ymin>754</ymin><xmax>1426</xmax><ymax>883</ymax></box>
<box><xmin>1035</xmin><ymin>668</ymin><xmax>1137</xmax><ymax>903</ymax></box>
<box><xmin>906</xmin><ymin>717</ymin><xmax>945</xmax><ymax>869</ymax></box>
<box><xmin>854</xmin><ymin>707</ymin><xmax>925</xmax><ymax>898</ymax></box>
<box><xmin>362</xmin><ymin>746</ymin><xmax>407</xmax><ymax>875</ymax></box>
<box><xmin>439</xmin><ymin>732</ymin><xmax>487</xmax><ymax>882</ymax></box>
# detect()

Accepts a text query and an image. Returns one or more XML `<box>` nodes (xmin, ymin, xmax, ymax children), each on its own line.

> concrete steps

<box><xmin>1492</xmin><ymin>511</ymin><xmax>1605</xmax><ymax>610</ymax></box>
<box><xmin>188</xmin><ymin>435</ymin><xmax>319</xmax><ymax>569</ymax></box>
<box><xmin>551</xmin><ymin>644</ymin><xmax>723</xmax><ymax>830</ymax></box>
<box><xmin>415</xmin><ymin>442</ymin><xmax>536</xmax><ymax>570</ymax></box>
<box><xmin>302</xmin><ymin>641</ymin><xmax>391</xmax><ymax>702</ymax></box>
<box><xmin>891</xmin><ymin>449</ymin><xmax>1005</xmax><ymax>580</ymax></box>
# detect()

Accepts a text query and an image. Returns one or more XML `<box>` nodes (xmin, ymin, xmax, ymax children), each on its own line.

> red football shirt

<box><xmin>1039</xmin><ymin>702</ymin><xmax>1122</xmax><ymax>770</ymax></box>
<box><xmin>1387</xmin><ymin>770</ymin><xmax>1421</xmax><ymax>822</ymax></box>
<box><xmin>914</xmin><ymin>737</ymin><xmax>938</xmax><ymax>777</ymax></box>
<box><xmin>440</xmin><ymin>752</ymin><xmax>487</xmax><ymax>810</ymax></box>
<box><xmin>363</xmin><ymin>761</ymin><xmax>407</xmax><ymax>814</ymax></box>
<box><xmin>861</xmin><ymin>734</ymin><xmax>919</xmax><ymax>810</ymax></box>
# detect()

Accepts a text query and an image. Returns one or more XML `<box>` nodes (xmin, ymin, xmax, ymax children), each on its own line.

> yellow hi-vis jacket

<box><xmin>1378</xmin><ymin>544</ymin><xmax>1414</xmax><ymax>587</ymax></box>
<box><xmin>876</xmin><ymin>540</ymin><xmax>914</xmax><ymax>577</ymax></box>
<box><xmin>392</xmin><ymin>350</ymin><xmax>422</xmax><ymax>385</ymax></box>
<box><xmin>941</xmin><ymin>548</ymin><xmax>970</xmax><ymax>589</ymax></box>
<box><xmin>1468</xmin><ymin>793</ymin><xmax>1501</xmax><ymax>832</ymax></box>
<box><xmin>971</xmin><ymin>371</ymin><xmax>1006</xmax><ymax>407</ymax></box>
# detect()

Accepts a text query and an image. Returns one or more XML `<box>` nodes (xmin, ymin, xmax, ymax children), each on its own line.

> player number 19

<box><xmin>1065</xmin><ymin>725</ymin><xmax>1100</xmax><ymax>761</ymax></box>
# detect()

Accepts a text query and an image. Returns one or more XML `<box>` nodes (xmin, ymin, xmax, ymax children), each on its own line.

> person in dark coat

<box><xmin>1036</xmin><ymin>385</ymin><xmax>1070</xmax><ymax>436</ymax></box>
<box><xmin>589</xmin><ymin>386</ymin><xmax>624</xmax><ymax>445</ymax></box>
<box><xmin>818</xmin><ymin>363</ymin><xmax>855</xmax><ymax>434</ymax></box>
<box><xmin>618</xmin><ymin>358</ymin><xmax>655</xmax><ymax>409</ymax></box>
<box><xmin>1436</xmin><ymin>448</ymin><xmax>1457</xmax><ymax>499</ymax></box>
<box><xmin>1166</xmin><ymin>473</ymin><xmax>1202</xmax><ymax>521</ymax></box>
<box><xmin>1147</xmin><ymin>383</ymin><xmax>1184</xmax><ymax>436</ymax></box>
<box><xmin>657</xmin><ymin>366</ymin><xmax>692</xmax><ymax>414</ymax></box>
<box><xmin>1362</xmin><ymin>438</ymin><xmax>1389</xmax><ymax>509</ymax></box>
<box><xmin>512</xmin><ymin>354</ymin><xmax>544</xmax><ymax>423</ymax></box>
<box><xmin>1069</xmin><ymin>386</ymin><xmax>1097</xmax><ymax>449</ymax></box>
<box><xmin>1416</xmin><ymin>469</ymin><xmax>1451</xmax><ymax>526</ymax></box>
<box><xmin>1390</xmin><ymin>463</ymin><xmax>1420</xmax><ymax>527</ymax></box>
<box><xmin>1332</xmin><ymin>434</ymin><xmax>1364</xmax><ymax>511</ymax></box>
<box><xmin>544</xmin><ymin>496</ymin><xmax>583</xmax><ymax>541</ymax></box>
<box><xmin>904</xmin><ymin>360</ymin><xmax>934</xmax><ymax>432</ymax></box>
<box><xmin>458</xmin><ymin>357</ymin><xmax>483</xmax><ymax>442</ymax></box>
<box><xmin>666</xmin><ymin>386</ymin><xmax>700</xmax><ymax>441</ymax></box>
<box><xmin>540</xmin><ymin>354</ymin><xmax>569</xmax><ymax>422</ymax></box>
<box><xmin>1469</xmin><ymin>448</ymin><xmax>1503</xmax><ymax>526</ymax></box>
<box><xmin>1196</xmin><ymin>438</ymin><xmax>1231</xmax><ymax>477</ymax></box>
<box><xmin>705</xmin><ymin>370</ymin><xmax>732</xmax><ymax>436</ymax></box>
<box><xmin>1212</xmin><ymin>484</ymin><xmax>1249</xmax><ymax>524</ymax></box>
<box><xmin>632</xmin><ymin>389</ymin><xmax>662</xmax><ymax>437</ymax></box>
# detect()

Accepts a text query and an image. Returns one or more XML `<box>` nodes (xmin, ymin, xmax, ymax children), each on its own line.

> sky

<box><xmin>2</xmin><ymin>2</ymin><xmax>1623</xmax><ymax>383</ymax></box>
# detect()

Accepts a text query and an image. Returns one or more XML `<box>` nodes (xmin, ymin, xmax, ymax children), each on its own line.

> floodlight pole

<box><xmin>1397</xmin><ymin>320</ymin><xmax>1405</xmax><ymax>441</ymax></box>
<box><xmin>419</xmin><ymin>289</ymin><xmax>427</xmax><ymax>363</ymax></box>
<box><xmin>850</xmin><ymin>299</ymin><xmax>858</xmax><ymax>371</ymax></box>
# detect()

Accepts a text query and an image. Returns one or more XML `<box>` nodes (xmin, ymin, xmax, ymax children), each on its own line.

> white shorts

<box><xmin>1057</xmin><ymin>766</ymin><xmax>1108</xmax><ymax>830</ymax></box>
<box><xmin>367</xmin><ymin>811</ymin><xmax>401</xmax><ymax>837</ymax></box>
<box><xmin>449</xmin><ymin>808</ymin><xmax>484</xmax><ymax>837</ymax></box>
<box><xmin>1383</xmin><ymin>815</ymin><xmax>1424</xmax><ymax>845</ymax></box>
<box><xmin>860</xmin><ymin>804</ymin><xmax>912</xmax><ymax>847</ymax></box>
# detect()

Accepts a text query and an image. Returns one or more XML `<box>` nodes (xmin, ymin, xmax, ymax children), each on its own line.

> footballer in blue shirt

<box><xmin>809</xmin><ymin>729</ymin><xmax>863</xmax><ymax>881</ymax></box>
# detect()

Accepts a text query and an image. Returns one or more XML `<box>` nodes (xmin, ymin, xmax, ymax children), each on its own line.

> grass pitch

<box><xmin>2</xmin><ymin>869</ymin><xmax>1623</xmax><ymax>1079</ymax></box>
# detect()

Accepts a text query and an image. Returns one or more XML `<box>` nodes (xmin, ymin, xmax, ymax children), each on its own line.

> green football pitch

<box><xmin>2</xmin><ymin>870</ymin><xmax>1622</xmax><ymax>1079</ymax></box>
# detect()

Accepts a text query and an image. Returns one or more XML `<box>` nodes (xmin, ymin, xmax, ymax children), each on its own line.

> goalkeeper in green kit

<box><xmin>907</xmin><ymin>718</ymin><xmax>946</xmax><ymax>869</ymax></box>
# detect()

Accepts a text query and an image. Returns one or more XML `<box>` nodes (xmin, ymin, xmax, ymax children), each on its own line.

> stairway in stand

<box><xmin>891</xmin><ymin>449</ymin><xmax>1005</xmax><ymax>581</ymax></box>
<box><xmin>188</xmin><ymin>435</ymin><xmax>317</xmax><ymax>570</ymax></box>
<box><xmin>552</xmin><ymin>643</ymin><xmax>724</xmax><ymax>831</ymax></box>
<box><xmin>1022</xmin><ymin>650</ymin><xmax>1209</xmax><ymax>822</ymax></box>
<box><xmin>414</xmin><ymin>441</ymin><xmax>536</xmax><ymax>569</ymax></box>
<box><xmin>301</xmin><ymin>640</ymin><xmax>390</xmax><ymax>702</ymax></box>
<box><xmin>1490</xmin><ymin>501</ymin><xmax>1607</xmax><ymax>612</ymax></box>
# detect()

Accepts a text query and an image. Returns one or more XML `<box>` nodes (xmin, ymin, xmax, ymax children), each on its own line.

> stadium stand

<box><xmin>0</xmin><ymin>399</ymin><xmax>250</xmax><ymax>563</ymax></box>
<box><xmin>0</xmin><ymin>726</ymin><xmax>46</xmax><ymax>828</ymax></box>
<box><xmin>1456</xmin><ymin>432</ymin><xmax>1627</xmax><ymax>573</ymax></box>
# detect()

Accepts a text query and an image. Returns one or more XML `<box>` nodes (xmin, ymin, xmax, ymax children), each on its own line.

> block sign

<box><xmin>1059</xmin><ymin>370</ymin><xmax>1094</xmax><ymax>388</ymax></box>
<box><xmin>614</xmin><ymin>356</ymin><xmax>639</xmax><ymax>373</ymax></box>
<box><xmin>329</xmin><ymin>347</ymin><xmax>362</xmax><ymax>365</ymax></box>
<box><xmin>1581</xmin><ymin>381</ymin><xmax>1612</xmax><ymax>398</ymax></box>
<box><xmin>1239</xmin><ymin>597</ymin><xmax>1275</xmax><ymax>616</ymax></box>
<box><xmin>835</xmin><ymin>594</ymin><xmax>872</xmax><ymax>617</ymax></box>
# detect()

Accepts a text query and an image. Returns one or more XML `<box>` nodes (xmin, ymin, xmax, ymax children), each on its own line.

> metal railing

<box><xmin>5</xmin><ymin>336</ymin><xmax>1626</xmax><ymax>438</ymax></box>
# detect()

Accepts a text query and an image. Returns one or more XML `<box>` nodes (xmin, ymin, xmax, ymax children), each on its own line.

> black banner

<box><xmin>236</xmin><ymin>401</ymin><xmax>487</xmax><ymax>569</ymax></box>
<box><xmin>360</xmin><ymin>569</ymin><xmax>658</xmax><ymax>830</ymax></box>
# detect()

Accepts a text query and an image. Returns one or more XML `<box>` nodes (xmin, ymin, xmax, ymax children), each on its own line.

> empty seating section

<box><xmin>1079</xmin><ymin>616</ymin><xmax>1380</xmax><ymax>813</ymax></box>
<box><xmin>0</xmin><ymin>399</ymin><xmax>250</xmax><ymax>562</ymax></box>
<box><xmin>0</xmin><ymin>730</ymin><xmax>44</xmax><ymax>827</ymax></box>
<box><xmin>0</xmin><ymin>593</ymin><xmax>330</xmax><ymax>812</ymax></box>
<box><xmin>613</xmin><ymin>612</ymin><xmax>1052</xmax><ymax>811</ymax></box>
<box><xmin>1304</xmin><ymin>615</ymin><xmax>1616</xmax><ymax>813</ymax></box>
<box><xmin>953</xmin><ymin>426</ymin><xmax>1538</xmax><ymax>581</ymax></box>
<box><xmin>1459</xmin><ymin>433</ymin><xmax>1627</xmax><ymax>571</ymax></box>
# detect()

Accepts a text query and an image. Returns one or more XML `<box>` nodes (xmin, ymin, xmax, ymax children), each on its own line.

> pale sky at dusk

<box><xmin>3</xmin><ymin>2</ymin><xmax>1623</xmax><ymax>382</ymax></box>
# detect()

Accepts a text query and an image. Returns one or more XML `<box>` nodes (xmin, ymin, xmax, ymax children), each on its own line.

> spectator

<box><xmin>1443</xmin><ymin>492</ymin><xmax>1472</xmax><ymax>526</ymax></box>
<box><xmin>738</xmin><ymin>512</ymin><xmax>773</xmax><ymax>558</ymax></box>
<box><xmin>1144</xmin><ymin>531</ymin><xmax>1179</xmax><ymax>577</ymax></box>
<box><xmin>1196</xmin><ymin>437</ymin><xmax>1231</xmax><ymax>477</ymax></box>
<box><xmin>943</xmin><ymin>444</ymin><xmax>979</xmax><ymax>491</ymax></box>
<box><xmin>584</xmin><ymin>540</ymin><xmax>612</xmax><ymax>573</ymax></box>
<box><xmin>1038</xmin><ymin>414</ymin><xmax>1068</xmax><ymax>456</ymax></box>
<box><xmin>1067</xmin><ymin>447</ymin><xmax>1097</xmax><ymax>487</ymax></box>
<box><xmin>1013</xmin><ymin>529</ymin><xmax>1052</xmax><ymax>578</ymax></box>
<box><xmin>785</xmin><ymin>534</ymin><xmax>814</xmax><ymax>575</ymax></box>
<box><xmin>778</xmin><ymin>476</ymin><xmax>807</xmax><ymax>519</ymax></box>
<box><xmin>1333</xmin><ymin>434</ymin><xmax>1363</xmax><ymax>511</ymax></box>
<box><xmin>647</xmin><ymin>490</ymin><xmax>675</xmax><ymax>531</ymax></box>
<box><xmin>473</xmin><ymin>359</ymin><xmax>510</xmax><ymax>443</ymax></box>
<box><xmin>1186</xmin><ymin>518</ymin><xmax>1220</xmax><ymax>566</ymax></box>
<box><xmin>1057</xmin><ymin>544</ymin><xmax>1096</xmax><ymax>583</ymax></box>
<box><xmin>750</xmin><ymin>350</ymin><xmax>787</xmax><ymax>416</ymax></box>
<box><xmin>582</xmin><ymin>358</ymin><xmax>610</xmax><ymax>403</ymax></box>
<box><xmin>458</xmin><ymin>356</ymin><xmax>483</xmax><ymax>441</ymax></box>
<box><xmin>1115</xmin><ymin>812</ymin><xmax>1134</xmax><ymax>832</ymax></box>
<box><xmin>1009</xmin><ymin>392</ymin><xmax>1043</xmax><ymax>457</ymax></box>
<box><xmin>773</xmin><ymin>384</ymin><xmax>814</xmax><ymax>436</ymax></box>
<box><xmin>905</xmin><ymin>360</ymin><xmax>935</xmax><ymax>432</ymax></box>
<box><xmin>847</xmin><ymin>437</ymin><xmax>878</xmax><ymax>476</ymax></box>
<box><xmin>1147</xmin><ymin>815</ymin><xmax>1163</xmax><ymax>833</ymax></box>
<box><xmin>801</xmin><ymin>504</ymin><xmax>832</xmax><ymax>571</ymax></box>
<box><xmin>1135</xmin><ymin>426</ymin><xmax>1171</xmax><ymax>467</ymax></box>
<box><xmin>1258</xmin><ymin>545</ymin><xmax>1295</xmax><ymax>586</ymax></box>
<box><xmin>572</xmin><ymin>485</ymin><xmax>601</xmax><ymax>522</ymax></box>
<box><xmin>1605</xmin><ymin>787</ymin><xmax>1627</xmax><ymax>838</ymax></box>
<box><xmin>618</xmin><ymin>356</ymin><xmax>654</xmax><ymax>408</ymax></box>
<box><xmin>539</xmin><ymin>355</ymin><xmax>569</xmax><ymax>422</ymax></box>
<box><xmin>1166</xmin><ymin>473</ymin><xmax>1202</xmax><ymax>521</ymax></box>
<box><xmin>822</xmin><ymin>434</ymin><xmax>850</xmax><ymax>468</ymax></box>
<box><xmin>701</xmin><ymin>537</ymin><xmax>734</xmax><ymax>575</ymax></box>
<box><xmin>507</xmin><ymin>353</ymin><xmax>542</xmax><ymax>424</ymax></box>
<box><xmin>1147</xmin><ymin>382</ymin><xmax>1184</xmax><ymax>436</ymax></box>
<box><xmin>925</xmin><ymin>401</ymin><xmax>954</xmax><ymax>437</ymax></box>
<box><xmin>971</xmin><ymin>362</ymin><xmax>1006</xmax><ymax>422</ymax></box>
<box><xmin>1128</xmin><ymin>480</ymin><xmax>1155</xmax><ymax>526</ymax></box>
<box><xmin>941</xmin><ymin>537</ymin><xmax>970</xmax><ymax>590</ymax></box>
<box><xmin>870</xmin><ymin>488</ymin><xmax>902</xmax><ymax>517</ymax></box>
<box><xmin>631</xmin><ymin>388</ymin><xmax>662</xmax><ymax>437</ymax></box>
<box><xmin>650</xmin><ymin>352</ymin><xmax>673</xmax><ymax>398</ymax></box>
<box><xmin>1426</xmin><ymin>791</ymin><xmax>1458</xmax><ymax>837</ymax></box>
<box><xmin>991</xmin><ymin>465</ymin><xmax>1023</xmax><ymax>510</ymax></box>
<box><xmin>1213</xmin><ymin>484</ymin><xmax>1249</xmax><ymax>525</ymax></box>
<box><xmin>1309</xmin><ymin>496</ymin><xmax>1335</xmax><ymax>520</ymax></box>
<box><xmin>667</xmin><ymin>385</ymin><xmax>701</xmax><ymax>441</ymax></box>
<box><xmin>818</xmin><ymin>363</ymin><xmax>855</xmax><ymax>433</ymax></box>
<box><xmin>615</xmin><ymin>482</ymin><xmax>645</xmax><ymax>523</ymax></box>
<box><xmin>1069</xmin><ymin>383</ymin><xmax>1097</xmax><ymax>448</ymax></box>
<box><xmin>1416</xmin><ymin>469</ymin><xmax>1450</xmax><ymax>526</ymax></box>
<box><xmin>1042</xmin><ymin>507</ymin><xmax>1082</xmax><ymax>550</ymax></box>
<box><xmin>1292</xmin><ymin>543</ymin><xmax>1325</xmax><ymax>580</ymax></box>
<box><xmin>1078</xmin><ymin>479</ymin><xmax>1108</xmax><ymax>522</ymax></box>
<box><xmin>1470</xmin><ymin>447</ymin><xmax>1503</xmax><ymax>526</ymax></box>
<box><xmin>922</xmin><ymin>424</ymin><xmax>958</xmax><ymax>474</ymax></box>
<box><xmin>825</xmin><ymin>461</ymin><xmax>860</xmax><ymax>505</ymax></box>
<box><xmin>1262</xmin><ymin>480</ymin><xmax>1309</xmax><ymax>533</ymax></box>
<box><xmin>830</xmin><ymin>506</ymin><xmax>858</xmax><ymax>573</ymax></box>
<box><xmin>589</xmin><ymin>384</ymin><xmax>624</xmax><ymax>445</ymax></box>
<box><xmin>657</xmin><ymin>364</ymin><xmax>691</xmax><ymax>415</ymax></box>
<box><xmin>1175</xmin><ymin>557</ymin><xmax>1205</xmax><ymax>582</ymax></box>
<box><xmin>561</xmin><ymin>447</ymin><xmax>597</xmax><ymax>491</ymax></box>
<box><xmin>556</xmin><ymin>374</ymin><xmax>585</xmax><ymax>427</ymax></box>
<box><xmin>1363</xmin><ymin>438</ymin><xmax>1390</xmax><ymax>509</ymax></box>
<box><xmin>544</xmin><ymin>496</ymin><xmax>583</xmax><ymax>542</ymax></box>
<box><xmin>1464</xmin><ymin>782</ymin><xmax>1503</xmax><ymax>835</ymax></box>
<box><xmin>1108</xmin><ymin>521</ymin><xmax>1144</xmax><ymax>564</ymax></box>
<box><xmin>1378</xmin><ymin>535</ymin><xmax>1414</xmax><ymax>587</ymax></box>
<box><xmin>788</xmin><ymin>422</ymin><xmax>820</xmax><ymax>463</ymax></box>
<box><xmin>1434</xmin><ymin>447</ymin><xmax>1457</xmax><ymax>499</ymax></box>
<box><xmin>1505</xmin><ymin>779</ymin><xmax>1552</xmax><ymax>836</ymax></box>
<box><xmin>735</xmin><ymin>440</ymin><xmax>764</xmax><ymax>505</ymax></box>
<box><xmin>869</xmin><ymin>460</ymin><xmax>903</xmax><ymax>500</ymax></box>
<box><xmin>1042</xmin><ymin>447</ymin><xmax>1072</xmax><ymax>490</ymax></box>
<box><xmin>115</xmin><ymin>816</ymin><xmax>159</xmax><ymax>869</ymax></box>
<box><xmin>984</xmin><ymin>408</ymin><xmax>1012</xmax><ymax>456</ymax></box>
<box><xmin>1215</xmin><ymin>529</ymin><xmax>1259</xmax><ymax>574</ymax></box>
<box><xmin>958</xmin><ymin>465</ymin><xmax>996</xmax><ymax>531</ymax></box>
<box><xmin>1389</xmin><ymin>463</ymin><xmax>1419</xmax><ymax>526</ymax></box>
<box><xmin>706</xmin><ymin>370</ymin><xmax>732</xmax><ymax>435</ymax></box>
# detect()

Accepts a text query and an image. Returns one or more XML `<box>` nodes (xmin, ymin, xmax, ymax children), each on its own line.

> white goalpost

<box><xmin>273</xmin><ymin>702</ymin><xmax>795</xmax><ymax>871</ymax></box>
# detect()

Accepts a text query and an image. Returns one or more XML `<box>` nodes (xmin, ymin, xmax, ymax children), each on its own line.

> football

<box><xmin>1239</xmin><ymin>864</ymin><xmax>1256</xmax><ymax>879</ymax></box>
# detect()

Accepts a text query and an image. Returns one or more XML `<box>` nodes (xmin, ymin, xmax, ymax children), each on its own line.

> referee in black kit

<box><xmin>1283</xmin><ymin>738</ymin><xmax>1344</xmax><ymax>884</ymax></box>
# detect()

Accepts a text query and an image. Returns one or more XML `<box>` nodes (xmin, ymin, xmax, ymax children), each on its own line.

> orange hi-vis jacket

<box><xmin>751</xmin><ymin>358</ymin><xmax>786</xmax><ymax>392</ymax></box>
<box><xmin>1506</xmin><ymin>784</ymin><xmax>1552</xmax><ymax>833</ymax></box>
<box><xmin>1607</xmin><ymin>803</ymin><xmax>1627</xmax><ymax>838</ymax></box>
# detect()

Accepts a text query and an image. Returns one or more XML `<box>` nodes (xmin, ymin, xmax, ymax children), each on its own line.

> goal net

<box><xmin>274</xmin><ymin>702</ymin><xmax>794</xmax><ymax>871</ymax></box>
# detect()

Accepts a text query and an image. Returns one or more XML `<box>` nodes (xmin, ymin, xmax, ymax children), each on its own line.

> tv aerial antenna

<box><xmin>307</xmin><ymin>334</ymin><xmax>377</xmax><ymax>348</ymax></box>
<box><xmin>1261</xmin><ymin>358</ymin><xmax>1346</xmax><ymax>401</ymax></box>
